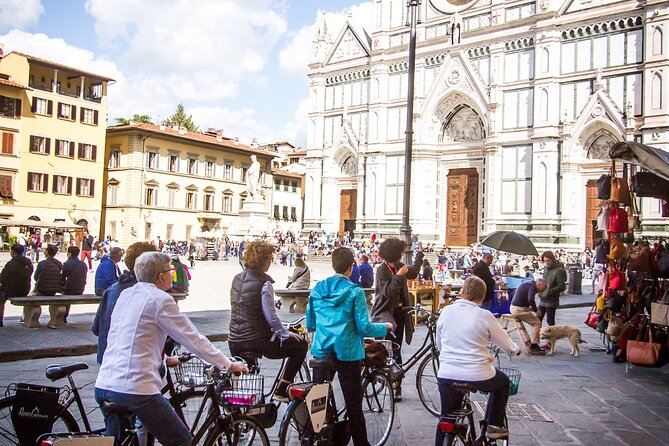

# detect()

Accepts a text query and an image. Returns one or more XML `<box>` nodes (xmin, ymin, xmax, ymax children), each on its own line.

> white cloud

<box><xmin>279</xmin><ymin>97</ymin><xmax>309</xmax><ymax>148</ymax></box>
<box><xmin>0</xmin><ymin>0</ymin><xmax>44</xmax><ymax>32</ymax></box>
<box><xmin>189</xmin><ymin>105</ymin><xmax>269</xmax><ymax>146</ymax></box>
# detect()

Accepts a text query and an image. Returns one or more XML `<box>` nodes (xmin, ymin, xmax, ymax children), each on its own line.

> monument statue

<box><xmin>246</xmin><ymin>155</ymin><xmax>261</xmax><ymax>198</ymax></box>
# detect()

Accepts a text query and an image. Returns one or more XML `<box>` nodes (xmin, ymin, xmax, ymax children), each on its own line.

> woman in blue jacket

<box><xmin>307</xmin><ymin>247</ymin><xmax>392</xmax><ymax>446</ymax></box>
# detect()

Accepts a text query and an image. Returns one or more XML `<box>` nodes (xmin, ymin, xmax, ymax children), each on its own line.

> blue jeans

<box><xmin>435</xmin><ymin>369</ymin><xmax>509</xmax><ymax>446</ymax></box>
<box><xmin>94</xmin><ymin>388</ymin><xmax>191</xmax><ymax>446</ymax></box>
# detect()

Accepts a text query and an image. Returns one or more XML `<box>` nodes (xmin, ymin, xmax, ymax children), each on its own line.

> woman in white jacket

<box><xmin>434</xmin><ymin>276</ymin><xmax>520</xmax><ymax>444</ymax></box>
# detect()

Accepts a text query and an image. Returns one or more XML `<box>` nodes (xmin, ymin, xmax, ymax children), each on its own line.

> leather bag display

<box><xmin>609</xmin><ymin>238</ymin><xmax>627</xmax><ymax>260</ymax></box>
<box><xmin>650</xmin><ymin>289</ymin><xmax>669</xmax><ymax>326</ymax></box>
<box><xmin>626</xmin><ymin>319</ymin><xmax>661</xmax><ymax>367</ymax></box>
<box><xmin>609</xmin><ymin>268</ymin><xmax>626</xmax><ymax>291</ymax></box>
<box><xmin>597</xmin><ymin>174</ymin><xmax>611</xmax><ymax>200</ymax></box>
<box><xmin>609</xmin><ymin>206</ymin><xmax>629</xmax><ymax>233</ymax></box>
<box><xmin>628</xmin><ymin>244</ymin><xmax>652</xmax><ymax>272</ymax></box>
<box><xmin>631</xmin><ymin>171</ymin><xmax>669</xmax><ymax>201</ymax></box>
<box><xmin>584</xmin><ymin>303</ymin><xmax>600</xmax><ymax>329</ymax></box>
<box><xmin>628</xmin><ymin>197</ymin><xmax>641</xmax><ymax>230</ymax></box>
<box><xmin>596</xmin><ymin>206</ymin><xmax>610</xmax><ymax>232</ymax></box>
<box><xmin>610</xmin><ymin>176</ymin><xmax>631</xmax><ymax>205</ymax></box>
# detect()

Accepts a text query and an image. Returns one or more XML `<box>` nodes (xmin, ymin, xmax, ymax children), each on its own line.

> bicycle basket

<box><xmin>173</xmin><ymin>356</ymin><xmax>209</xmax><ymax>387</ymax></box>
<box><xmin>499</xmin><ymin>368</ymin><xmax>522</xmax><ymax>396</ymax></box>
<box><xmin>220</xmin><ymin>374</ymin><xmax>264</xmax><ymax>406</ymax></box>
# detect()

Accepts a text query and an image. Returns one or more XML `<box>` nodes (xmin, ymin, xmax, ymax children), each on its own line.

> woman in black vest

<box><xmin>228</xmin><ymin>241</ymin><xmax>308</xmax><ymax>401</ymax></box>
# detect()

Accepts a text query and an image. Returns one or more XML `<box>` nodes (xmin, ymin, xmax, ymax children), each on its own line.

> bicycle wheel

<box><xmin>169</xmin><ymin>389</ymin><xmax>211</xmax><ymax>438</ymax></box>
<box><xmin>278</xmin><ymin>400</ymin><xmax>313</xmax><ymax>446</ymax></box>
<box><xmin>0</xmin><ymin>396</ymin><xmax>79</xmax><ymax>445</ymax></box>
<box><xmin>416</xmin><ymin>351</ymin><xmax>441</xmax><ymax>416</ymax></box>
<box><xmin>203</xmin><ymin>414</ymin><xmax>270</xmax><ymax>446</ymax></box>
<box><xmin>362</xmin><ymin>371</ymin><xmax>394</xmax><ymax>446</ymax></box>
<box><xmin>297</xmin><ymin>361</ymin><xmax>311</xmax><ymax>382</ymax></box>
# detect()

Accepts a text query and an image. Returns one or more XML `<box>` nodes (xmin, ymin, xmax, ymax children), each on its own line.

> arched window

<box><xmin>652</xmin><ymin>73</ymin><xmax>663</xmax><ymax>110</ymax></box>
<box><xmin>539</xmin><ymin>88</ymin><xmax>549</xmax><ymax>122</ymax></box>
<box><xmin>541</xmin><ymin>47</ymin><xmax>550</xmax><ymax>73</ymax></box>
<box><xmin>538</xmin><ymin>162</ymin><xmax>547</xmax><ymax>214</ymax></box>
<box><xmin>652</xmin><ymin>26</ymin><xmax>663</xmax><ymax>56</ymax></box>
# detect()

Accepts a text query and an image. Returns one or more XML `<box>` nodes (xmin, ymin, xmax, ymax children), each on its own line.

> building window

<box><xmin>502</xmin><ymin>89</ymin><xmax>534</xmax><ymax>129</ymax></box>
<box><xmin>32</xmin><ymin>97</ymin><xmax>52</xmax><ymax>116</ymax></box>
<box><xmin>385</xmin><ymin>155</ymin><xmax>404</xmax><ymax>215</ymax></box>
<box><xmin>560</xmin><ymin>29</ymin><xmax>643</xmax><ymax>74</ymax></box>
<box><xmin>283</xmin><ymin>180</ymin><xmax>289</xmax><ymax>192</ymax></box>
<box><xmin>53</xmin><ymin>175</ymin><xmax>72</xmax><ymax>195</ymax></box>
<box><xmin>29</xmin><ymin>135</ymin><xmax>50</xmax><ymax>154</ymax></box>
<box><xmin>501</xmin><ymin>145</ymin><xmax>532</xmax><ymax>214</ymax></box>
<box><xmin>186</xmin><ymin>192</ymin><xmax>196</xmax><ymax>210</ymax></box>
<box><xmin>56</xmin><ymin>140</ymin><xmax>75</xmax><ymax>158</ymax></box>
<box><xmin>166</xmin><ymin>224</ymin><xmax>173</xmax><ymax>241</ymax></box>
<box><xmin>204</xmin><ymin>193</ymin><xmax>214</xmax><ymax>211</ymax></box>
<box><xmin>110</xmin><ymin>221</ymin><xmax>117</xmax><ymax>240</ymax></box>
<box><xmin>145</xmin><ymin>187</ymin><xmax>157</xmax><ymax>206</ymax></box>
<box><xmin>273</xmin><ymin>205</ymin><xmax>280</xmax><ymax>219</ymax></box>
<box><xmin>241</xmin><ymin>166</ymin><xmax>248</xmax><ymax>182</ymax></box>
<box><xmin>168</xmin><ymin>155</ymin><xmax>178</xmax><ymax>173</ymax></box>
<box><xmin>0</xmin><ymin>175</ymin><xmax>14</xmax><ymax>198</ymax></box>
<box><xmin>109</xmin><ymin>184</ymin><xmax>118</xmax><ymax>205</ymax></box>
<box><xmin>223</xmin><ymin>163</ymin><xmax>233</xmax><ymax>180</ymax></box>
<box><xmin>291</xmin><ymin>181</ymin><xmax>297</xmax><ymax>193</ymax></box>
<box><xmin>275</xmin><ymin>180</ymin><xmax>281</xmax><ymax>190</ymax></box>
<box><xmin>147</xmin><ymin>152</ymin><xmax>158</xmax><ymax>169</ymax></box>
<box><xmin>2</xmin><ymin>132</ymin><xmax>14</xmax><ymax>154</ymax></box>
<box><xmin>282</xmin><ymin>205</ymin><xmax>289</xmax><ymax>220</ymax></box>
<box><xmin>387</xmin><ymin>106</ymin><xmax>407</xmax><ymax>140</ymax></box>
<box><xmin>504</xmin><ymin>49</ymin><xmax>534</xmax><ymax>83</ymax></box>
<box><xmin>78</xmin><ymin>143</ymin><xmax>97</xmax><ymax>161</ymax></box>
<box><xmin>80</xmin><ymin>107</ymin><xmax>98</xmax><ymax>125</ymax></box>
<box><xmin>28</xmin><ymin>172</ymin><xmax>48</xmax><ymax>192</ymax></box>
<box><xmin>76</xmin><ymin>178</ymin><xmax>95</xmax><ymax>197</ymax></box>
<box><xmin>185</xmin><ymin>225</ymin><xmax>192</xmax><ymax>241</ymax></box>
<box><xmin>205</xmin><ymin>160</ymin><xmax>215</xmax><ymax>178</ymax></box>
<box><xmin>1</xmin><ymin>96</ymin><xmax>21</xmax><ymax>117</ymax></box>
<box><xmin>57</xmin><ymin>103</ymin><xmax>76</xmax><ymax>120</ymax></box>
<box><xmin>223</xmin><ymin>196</ymin><xmax>232</xmax><ymax>213</ymax></box>
<box><xmin>291</xmin><ymin>207</ymin><xmax>297</xmax><ymax>221</ymax></box>
<box><xmin>109</xmin><ymin>150</ymin><xmax>121</xmax><ymax>168</ymax></box>
<box><xmin>188</xmin><ymin>158</ymin><xmax>197</xmax><ymax>175</ymax></box>
<box><xmin>168</xmin><ymin>189</ymin><xmax>176</xmax><ymax>208</ymax></box>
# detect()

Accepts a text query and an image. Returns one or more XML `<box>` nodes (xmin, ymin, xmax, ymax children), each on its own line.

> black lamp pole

<box><xmin>400</xmin><ymin>0</ymin><xmax>421</xmax><ymax>265</ymax></box>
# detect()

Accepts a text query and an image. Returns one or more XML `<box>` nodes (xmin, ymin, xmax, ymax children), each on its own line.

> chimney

<box><xmin>250</xmin><ymin>137</ymin><xmax>258</xmax><ymax>149</ymax></box>
<box><xmin>159</xmin><ymin>121</ymin><xmax>166</xmax><ymax>131</ymax></box>
<box><xmin>172</xmin><ymin>124</ymin><xmax>180</xmax><ymax>131</ymax></box>
<box><xmin>234</xmin><ymin>137</ymin><xmax>240</xmax><ymax>146</ymax></box>
<box><xmin>216</xmin><ymin>129</ymin><xmax>224</xmax><ymax>142</ymax></box>
<box><xmin>178</xmin><ymin>127</ymin><xmax>187</xmax><ymax>135</ymax></box>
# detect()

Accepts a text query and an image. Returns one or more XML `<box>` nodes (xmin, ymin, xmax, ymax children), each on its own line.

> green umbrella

<box><xmin>480</xmin><ymin>231</ymin><xmax>538</xmax><ymax>256</ymax></box>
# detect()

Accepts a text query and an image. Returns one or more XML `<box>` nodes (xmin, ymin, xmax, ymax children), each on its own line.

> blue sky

<box><xmin>0</xmin><ymin>0</ymin><xmax>373</xmax><ymax>147</ymax></box>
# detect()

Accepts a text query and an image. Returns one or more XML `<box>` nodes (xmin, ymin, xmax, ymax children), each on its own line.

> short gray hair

<box><xmin>134</xmin><ymin>252</ymin><xmax>171</xmax><ymax>283</ymax></box>
<box><xmin>461</xmin><ymin>276</ymin><xmax>486</xmax><ymax>302</ymax></box>
<box><xmin>535</xmin><ymin>278</ymin><xmax>547</xmax><ymax>287</ymax></box>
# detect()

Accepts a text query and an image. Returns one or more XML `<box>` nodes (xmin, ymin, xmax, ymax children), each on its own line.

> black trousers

<box><xmin>229</xmin><ymin>336</ymin><xmax>308</xmax><ymax>385</ymax></box>
<box><xmin>537</xmin><ymin>305</ymin><xmax>556</xmax><ymax>326</ymax></box>
<box><xmin>313</xmin><ymin>359</ymin><xmax>369</xmax><ymax>446</ymax></box>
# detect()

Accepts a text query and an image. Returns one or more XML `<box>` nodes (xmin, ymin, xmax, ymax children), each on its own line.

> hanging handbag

<box><xmin>610</xmin><ymin>170</ymin><xmax>631</xmax><ymax>205</ymax></box>
<box><xmin>609</xmin><ymin>268</ymin><xmax>626</xmax><ymax>290</ymax></box>
<box><xmin>651</xmin><ymin>288</ymin><xmax>669</xmax><ymax>326</ymax></box>
<box><xmin>628</xmin><ymin>244</ymin><xmax>652</xmax><ymax>272</ymax></box>
<box><xmin>584</xmin><ymin>303</ymin><xmax>600</xmax><ymax>329</ymax></box>
<box><xmin>597</xmin><ymin>174</ymin><xmax>612</xmax><ymax>200</ymax></box>
<box><xmin>596</xmin><ymin>206</ymin><xmax>610</xmax><ymax>232</ymax></box>
<box><xmin>606</xmin><ymin>290</ymin><xmax>625</xmax><ymax>312</ymax></box>
<box><xmin>606</xmin><ymin>315</ymin><xmax>625</xmax><ymax>338</ymax></box>
<box><xmin>631</xmin><ymin>171</ymin><xmax>669</xmax><ymax>201</ymax></box>
<box><xmin>596</xmin><ymin>309</ymin><xmax>610</xmax><ymax>333</ymax></box>
<box><xmin>609</xmin><ymin>206</ymin><xmax>629</xmax><ymax>233</ymax></box>
<box><xmin>628</xmin><ymin>196</ymin><xmax>641</xmax><ymax>230</ymax></box>
<box><xmin>596</xmin><ymin>292</ymin><xmax>606</xmax><ymax>311</ymax></box>
<box><xmin>656</xmin><ymin>251</ymin><xmax>669</xmax><ymax>277</ymax></box>
<box><xmin>609</xmin><ymin>238</ymin><xmax>627</xmax><ymax>260</ymax></box>
<box><xmin>627</xmin><ymin>319</ymin><xmax>661</xmax><ymax>366</ymax></box>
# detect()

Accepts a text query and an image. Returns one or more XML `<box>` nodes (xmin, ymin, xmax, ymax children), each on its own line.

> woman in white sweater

<box><xmin>434</xmin><ymin>276</ymin><xmax>520</xmax><ymax>444</ymax></box>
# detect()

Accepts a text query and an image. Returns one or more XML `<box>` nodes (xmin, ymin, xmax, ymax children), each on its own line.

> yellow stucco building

<box><xmin>104</xmin><ymin>123</ymin><xmax>276</xmax><ymax>247</ymax></box>
<box><xmin>0</xmin><ymin>51</ymin><xmax>113</xmax><ymax>237</ymax></box>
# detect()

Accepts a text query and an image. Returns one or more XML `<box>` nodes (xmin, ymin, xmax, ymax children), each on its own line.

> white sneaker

<box><xmin>486</xmin><ymin>425</ymin><xmax>509</xmax><ymax>439</ymax></box>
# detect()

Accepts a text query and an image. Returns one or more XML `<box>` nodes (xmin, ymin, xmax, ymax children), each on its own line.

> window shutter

<box><xmin>93</xmin><ymin>110</ymin><xmax>99</xmax><ymax>125</ymax></box>
<box><xmin>92</xmin><ymin>145</ymin><xmax>97</xmax><ymax>161</ymax></box>
<box><xmin>57</xmin><ymin>102</ymin><xmax>63</xmax><ymax>118</ymax></box>
<box><xmin>71</xmin><ymin>105</ymin><xmax>76</xmax><ymax>121</ymax></box>
<box><xmin>78</xmin><ymin>143</ymin><xmax>83</xmax><ymax>159</ymax></box>
<box><xmin>76</xmin><ymin>178</ymin><xmax>81</xmax><ymax>195</ymax></box>
<box><xmin>52</xmin><ymin>175</ymin><xmax>57</xmax><ymax>192</ymax></box>
<box><xmin>47</xmin><ymin>100</ymin><xmax>53</xmax><ymax>116</ymax></box>
<box><xmin>67</xmin><ymin>176</ymin><xmax>72</xmax><ymax>194</ymax></box>
<box><xmin>80</xmin><ymin>109</ymin><xmax>84</xmax><ymax>123</ymax></box>
<box><xmin>27</xmin><ymin>173</ymin><xmax>32</xmax><ymax>191</ymax></box>
<box><xmin>31</xmin><ymin>98</ymin><xmax>37</xmax><ymax>113</ymax></box>
<box><xmin>69</xmin><ymin>141</ymin><xmax>75</xmax><ymax>158</ymax></box>
<box><xmin>55</xmin><ymin>139</ymin><xmax>60</xmax><ymax>154</ymax></box>
<box><xmin>1</xmin><ymin>133</ymin><xmax>9</xmax><ymax>154</ymax></box>
<box><xmin>45</xmin><ymin>138</ymin><xmax>51</xmax><ymax>155</ymax></box>
<box><xmin>43</xmin><ymin>174</ymin><xmax>48</xmax><ymax>192</ymax></box>
<box><xmin>29</xmin><ymin>135</ymin><xmax>35</xmax><ymax>152</ymax></box>
<box><xmin>15</xmin><ymin>99</ymin><xmax>21</xmax><ymax>117</ymax></box>
<box><xmin>90</xmin><ymin>179</ymin><xmax>95</xmax><ymax>197</ymax></box>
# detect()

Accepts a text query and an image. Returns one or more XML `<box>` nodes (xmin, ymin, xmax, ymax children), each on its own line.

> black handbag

<box><xmin>606</xmin><ymin>290</ymin><xmax>625</xmax><ymax>313</ymax></box>
<box><xmin>631</xmin><ymin>172</ymin><xmax>669</xmax><ymax>201</ymax></box>
<box><xmin>597</xmin><ymin>174</ymin><xmax>612</xmax><ymax>200</ymax></box>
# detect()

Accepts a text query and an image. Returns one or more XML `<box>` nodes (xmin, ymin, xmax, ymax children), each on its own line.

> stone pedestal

<box><xmin>235</xmin><ymin>196</ymin><xmax>269</xmax><ymax>238</ymax></box>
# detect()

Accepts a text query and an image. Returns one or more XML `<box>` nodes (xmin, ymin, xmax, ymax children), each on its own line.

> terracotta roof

<box><xmin>0</xmin><ymin>78</ymin><xmax>30</xmax><ymax>90</ymax></box>
<box><xmin>107</xmin><ymin>123</ymin><xmax>276</xmax><ymax>158</ymax></box>
<box><xmin>291</xmin><ymin>151</ymin><xmax>307</xmax><ymax>156</ymax></box>
<box><xmin>272</xmin><ymin>168</ymin><xmax>303</xmax><ymax>179</ymax></box>
<box><xmin>7</xmin><ymin>51</ymin><xmax>115</xmax><ymax>82</ymax></box>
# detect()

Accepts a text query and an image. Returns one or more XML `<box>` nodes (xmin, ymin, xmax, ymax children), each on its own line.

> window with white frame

<box><xmin>109</xmin><ymin>150</ymin><xmax>121</xmax><ymax>168</ymax></box>
<box><xmin>145</xmin><ymin>187</ymin><xmax>157</xmax><ymax>206</ymax></box>
<box><xmin>387</xmin><ymin>106</ymin><xmax>407</xmax><ymax>140</ymax></box>
<box><xmin>147</xmin><ymin>151</ymin><xmax>159</xmax><ymax>169</ymax></box>
<box><xmin>385</xmin><ymin>155</ymin><xmax>404</xmax><ymax>214</ymax></box>
<box><xmin>168</xmin><ymin>154</ymin><xmax>178</xmax><ymax>173</ymax></box>
<box><xmin>560</xmin><ymin>29</ymin><xmax>643</xmax><ymax>74</ymax></box>
<box><xmin>186</xmin><ymin>192</ymin><xmax>196</xmax><ymax>210</ymax></box>
<box><xmin>504</xmin><ymin>49</ymin><xmax>534</xmax><ymax>83</ymax></box>
<box><xmin>58</xmin><ymin>103</ymin><xmax>75</xmax><ymax>120</ymax></box>
<box><xmin>205</xmin><ymin>160</ymin><xmax>215</xmax><ymax>178</ymax></box>
<box><xmin>188</xmin><ymin>158</ymin><xmax>197</xmax><ymax>175</ymax></box>
<box><xmin>502</xmin><ymin>89</ymin><xmax>534</xmax><ymax>129</ymax></box>
<box><xmin>223</xmin><ymin>163</ymin><xmax>233</xmax><ymax>180</ymax></box>
<box><xmin>28</xmin><ymin>172</ymin><xmax>48</xmax><ymax>192</ymax></box>
<box><xmin>204</xmin><ymin>193</ymin><xmax>214</xmax><ymax>211</ymax></box>
<box><xmin>29</xmin><ymin>135</ymin><xmax>50</xmax><ymax>154</ymax></box>
<box><xmin>275</xmin><ymin>180</ymin><xmax>281</xmax><ymax>190</ymax></box>
<box><xmin>76</xmin><ymin>178</ymin><xmax>94</xmax><ymax>197</ymax></box>
<box><xmin>33</xmin><ymin>97</ymin><xmax>50</xmax><ymax>115</ymax></box>
<box><xmin>80</xmin><ymin>107</ymin><xmax>97</xmax><ymax>125</ymax></box>
<box><xmin>291</xmin><ymin>181</ymin><xmax>297</xmax><ymax>193</ymax></box>
<box><xmin>78</xmin><ymin>143</ymin><xmax>96</xmax><ymax>161</ymax></box>
<box><xmin>109</xmin><ymin>184</ymin><xmax>118</xmax><ymax>205</ymax></box>
<box><xmin>56</xmin><ymin>139</ymin><xmax>74</xmax><ymax>158</ymax></box>
<box><xmin>223</xmin><ymin>195</ymin><xmax>232</xmax><ymax>213</ymax></box>
<box><xmin>501</xmin><ymin>146</ymin><xmax>532</xmax><ymax>214</ymax></box>
<box><xmin>53</xmin><ymin>175</ymin><xmax>72</xmax><ymax>195</ymax></box>
<box><xmin>168</xmin><ymin>188</ymin><xmax>176</xmax><ymax>208</ymax></box>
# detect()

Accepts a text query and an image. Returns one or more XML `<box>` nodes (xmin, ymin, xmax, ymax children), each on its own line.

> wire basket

<box><xmin>377</xmin><ymin>340</ymin><xmax>395</xmax><ymax>359</ymax></box>
<box><xmin>173</xmin><ymin>356</ymin><xmax>209</xmax><ymax>387</ymax></box>
<box><xmin>499</xmin><ymin>368</ymin><xmax>522</xmax><ymax>396</ymax></box>
<box><xmin>220</xmin><ymin>374</ymin><xmax>264</xmax><ymax>406</ymax></box>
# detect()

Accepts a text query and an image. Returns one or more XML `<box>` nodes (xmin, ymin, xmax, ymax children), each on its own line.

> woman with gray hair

<box><xmin>94</xmin><ymin>251</ymin><xmax>247</xmax><ymax>445</ymax></box>
<box><xmin>287</xmin><ymin>257</ymin><xmax>310</xmax><ymax>289</ymax></box>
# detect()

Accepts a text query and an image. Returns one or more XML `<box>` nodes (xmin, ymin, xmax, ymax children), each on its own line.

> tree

<box><xmin>115</xmin><ymin>114</ymin><xmax>153</xmax><ymax>126</ymax></box>
<box><xmin>168</xmin><ymin>103</ymin><xmax>198</xmax><ymax>132</ymax></box>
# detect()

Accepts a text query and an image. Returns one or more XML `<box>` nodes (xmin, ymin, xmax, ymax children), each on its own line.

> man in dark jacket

<box><xmin>537</xmin><ymin>251</ymin><xmax>567</xmax><ymax>327</ymax></box>
<box><xmin>34</xmin><ymin>245</ymin><xmax>62</xmax><ymax>296</ymax></box>
<box><xmin>94</xmin><ymin>247</ymin><xmax>122</xmax><ymax>296</ymax></box>
<box><xmin>510</xmin><ymin>278</ymin><xmax>547</xmax><ymax>355</ymax></box>
<box><xmin>81</xmin><ymin>230</ymin><xmax>94</xmax><ymax>269</ymax></box>
<box><xmin>92</xmin><ymin>242</ymin><xmax>156</xmax><ymax>364</ymax></box>
<box><xmin>359</xmin><ymin>255</ymin><xmax>374</xmax><ymax>288</ymax></box>
<box><xmin>0</xmin><ymin>244</ymin><xmax>34</xmax><ymax>326</ymax></box>
<box><xmin>61</xmin><ymin>246</ymin><xmax>88</xmax><ymax>323</ymax></box>
<box><xmin>471</xmin><ymin>253</ymin><xmax>495</xmax><ymax>309</ymax></box>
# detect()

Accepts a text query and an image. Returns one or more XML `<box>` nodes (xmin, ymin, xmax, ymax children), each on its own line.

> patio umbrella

<box><xmin>480</xmin><ymin>231</ymin><xmax>538</xmax><ymax>256</ymax></box>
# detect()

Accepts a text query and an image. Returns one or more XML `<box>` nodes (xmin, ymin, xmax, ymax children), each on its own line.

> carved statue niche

<box><xmin>341</xmin><ymin>156</ymin><xmax>359</xmax><ymax>175</ymax></box>
<box><xmin>440</xmin><ymin>105</ymin><xmax>486</xmax><ymax>143</ymax></box>
<box><xmin>586</xmin><ymin>133</ymin><xmax>616</xmax><ymax>160</ymax></box>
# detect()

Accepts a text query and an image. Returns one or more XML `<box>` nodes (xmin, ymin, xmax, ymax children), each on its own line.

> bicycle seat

<box><xmin>235</xmin><ymin>352</ymin><xmax>261</xmax><ymax>368</ymax></box>
<box><xmin>45</xmin><ymin>363</ymin><xmax>89</xmax><ymax>381</ymax></box>
<box><xmin>309</xmin><ymin>355</ymin><xmax>336</xmax><ymax>370</ymax></box>
<box><xmin>102</xmin><ymin>401</ymin><xmax>134</xmax><ymax>417</ymax></box>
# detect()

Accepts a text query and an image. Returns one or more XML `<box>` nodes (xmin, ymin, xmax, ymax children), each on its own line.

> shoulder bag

<box><xmin>628</xmin><ymin>244</ymin><xmax>652</xmax><ymax>272</ymax></box>
<box><xmin>609</xmin><ymin>238</ymin><xmax>627</xmax><ymax>260</ymax></box>
<box><xmin>596</xmin><ymin>206</ymin><xmax>610</xmax><ymax>232</ymax></box>
<box><xmin>597</xmin><ymin>174</ymin><xmax>612</xmax><ymax>200</ymax></box>
<box><xmin>609</xmin><ymin>206</ymin><xmax>629</xmax><ymax>233</ymax></box>
<box><xmin>610</xmin><ymin>170</ymin><xmax>631</xmax><ymax>206</ymax></box>
<box><xmin>631</xmin><ymin>171</ymin><xmax>669</xmax><ymax>201</ymax></box>
<box><xmin>627</xmin><ymin>318</ymin><xmax>661</xmax><ymax>367</ymax></box>
<box><xmin>584</xmin><ymin>302</ymin><xmax>600</xmax><ymax>329</ymax></box>
<box><xmin>628</xmin><ymin>196</ymin><xmax>641</xmax><ymax>230</ymax></box>
<box><xmin>651</xmin><ymin>288</ymin><xmax>669</xmax><ymax>326</ymax></box>
<box><xmin>609</xmin><ymin>268</ymin><xmax>626</xmax><ymax>291</ymax></box>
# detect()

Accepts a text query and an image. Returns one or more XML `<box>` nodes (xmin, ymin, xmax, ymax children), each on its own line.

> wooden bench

<box><xmin>10</xmin><ymin>292</ymin><xmax>188</xmax><ymax>329</ymax></box>
<box><xmin>499</xmin><ymin>314</ymin><xmax>531</xmax><ymax>352</ymax></box>
<box><xmin>274</xmin><ymin>287</ymin><xmax>375</xmax><ymax>313</ymax></box>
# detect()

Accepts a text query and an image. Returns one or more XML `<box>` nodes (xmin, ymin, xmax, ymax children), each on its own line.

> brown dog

<box><xmin>540</xmin><ymin>325</ymin><xmax>585</xmax><ymax>357</ymax></box>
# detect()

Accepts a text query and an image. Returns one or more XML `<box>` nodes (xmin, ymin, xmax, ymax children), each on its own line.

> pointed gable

<box><xmin>330</xmin><ymin>120</ymin><xmax>360</xmax><ymax>153</ymax></box>
<box><xmin>324</xmin><ymin>22</ymin><xmax>371</xmax><ymax>65</ymax></box>
<box><xmin>559</xmin><ymin>0</ymin><xmax>626</xmax><ymax>15</ymax></box>
<box><xmin>571</xmin><ymin>88</ymin><xmax>626</xmax><ymax>137</ymax></box>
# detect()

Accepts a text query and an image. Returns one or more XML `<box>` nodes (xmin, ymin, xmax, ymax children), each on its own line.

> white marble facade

<box><xmin>304</xmin><ymin>0</ymin><xmax>669</xmax><ymax>249</ymax></box>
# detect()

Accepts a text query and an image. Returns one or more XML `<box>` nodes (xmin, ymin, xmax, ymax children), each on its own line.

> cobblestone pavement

<box><xmin>1</xmin><ymin>305</ymin><xmax>668</xmax><ymax>445</ymax></box>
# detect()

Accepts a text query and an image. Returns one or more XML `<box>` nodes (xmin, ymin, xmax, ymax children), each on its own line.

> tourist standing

<box><xmin>536</xmin><ymin>251</ymin><xmax>567</xmax><ymax>327</ymax></box>
<box><xmin>81</xmin><ymin>230</ymin><xmax>94</xmax><ymax>269</ymax></box>
<box><xmin>95</xmin><ymin>247</ymin><xmax>123</xmax><ymax>296</ymax></box>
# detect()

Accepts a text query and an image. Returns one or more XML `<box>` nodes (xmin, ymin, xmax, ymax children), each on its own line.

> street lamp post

<box><xmin>400</xmin><ymin>0</ymin><xmax>421</xmax><ymax>265</ymax></box>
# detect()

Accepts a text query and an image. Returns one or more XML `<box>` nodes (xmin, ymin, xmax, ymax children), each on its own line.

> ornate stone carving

<box><xmin>341</xmin><ymin>156</ymin><xmax>358</xmax><ymax>175</ymax></box>
<box><xmin>587</xmin><ymin>134</ymin><xmax>616</xmax><ymax>160</ymax></box>
<box><xmin>652</xmin><ymin>132</ymin><xmax>661</xmax><ymax>141</ymax></box>
<box><xmin>447</xmin><ymin>68</ymin><xmax>462</xmax><ymax>85</ymax></box>
<box><xmin>443</xmin><ymin>107</ymin><xmax>485</xmax><ymax>142</ymax></box>
<box><xmin>331</xmin><ymin>30</ymin><xmax>365</xmax><ymax>63</ymax></box>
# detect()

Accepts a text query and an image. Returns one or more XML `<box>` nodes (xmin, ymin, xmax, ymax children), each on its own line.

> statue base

<box><xmin>235</xmin><ymin>196</ymin><xmax>269</xmax><ymax>239</ymax></box>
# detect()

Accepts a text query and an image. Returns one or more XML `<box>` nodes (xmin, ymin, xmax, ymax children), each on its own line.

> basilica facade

<box><xmin>304</xmin><ymin>0</ymin><xmax>669</xmax><ymax>250</ymax></box>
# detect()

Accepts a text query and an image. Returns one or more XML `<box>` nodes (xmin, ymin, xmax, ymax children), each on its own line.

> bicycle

<box><xmin>277</xmin><ymin>354</ymin><xmax>395</xmax><ymax>446</ymax></box>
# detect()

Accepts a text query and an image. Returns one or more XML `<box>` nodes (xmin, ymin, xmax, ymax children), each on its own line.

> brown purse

<box><xmin>364</xmin><ymin>339</ymin><xmax>389</xmax><ymax>368</ymax></box>
<box><xmin>626</xmin><ymin>319</ymin><xmax>661</xmax><ymax>366</ymax></box>
<box><xmin>610</xmin><ymin>169</ymin><xmax>631</xmax><ymax>205</ymax></box>
<box><xmin>628</xmin><ymin>197</ymin><xmax>641</xmax><ymax>230</ymax></box>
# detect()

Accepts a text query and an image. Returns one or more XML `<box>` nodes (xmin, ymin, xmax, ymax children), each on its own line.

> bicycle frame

<box><xmin>391</xmin><ymin>312</ymin><xmax>439</xmax><ymax>379</ymax></box>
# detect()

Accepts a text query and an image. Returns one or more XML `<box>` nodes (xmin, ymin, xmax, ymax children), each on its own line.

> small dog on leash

<box><xmin>540</xmin><ymin>325</ymin><xmax>585</xmax><ymax>357</ymax></box>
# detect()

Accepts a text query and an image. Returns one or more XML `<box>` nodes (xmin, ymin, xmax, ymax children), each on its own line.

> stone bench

<box><xmin>10</xmin><ymin>292</ymin><xmax>188</xmax><ymax>329</ymax></box>
<box><xmin>274</xmin><ymin>287</ymin><xmax>375</xmax><ymax>313</ymax></box>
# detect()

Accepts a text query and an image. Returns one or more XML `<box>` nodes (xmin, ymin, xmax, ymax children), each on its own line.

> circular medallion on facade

<box><xmin>430</xmin><ymin>0</ymin><xmax>479</xmax><ymax>14</ymax></box>
<box><xmin>592</xmin><ymin>105</ymin><xmax>604</xmax><ymax>117</ymax></box>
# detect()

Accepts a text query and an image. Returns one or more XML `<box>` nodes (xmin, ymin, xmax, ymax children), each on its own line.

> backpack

<box><xmin>171</xmin><ymin>262</ymin><xmax>190</xmax><ymax>292</ymax></box>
